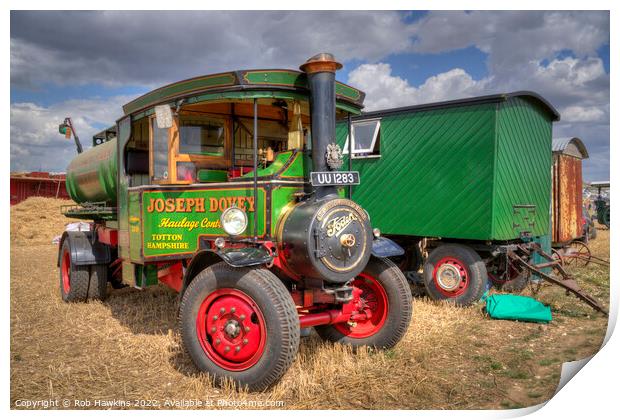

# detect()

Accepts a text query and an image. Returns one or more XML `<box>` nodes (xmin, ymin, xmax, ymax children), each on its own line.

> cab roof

<box><xmin>123</xmin><ymin>69</ymin><xmax>365</xmax><ymax>116</ymax></box>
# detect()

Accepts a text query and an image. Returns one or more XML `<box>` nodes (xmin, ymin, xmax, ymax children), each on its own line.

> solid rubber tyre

<box><xmin>178</xmin><ymin>262</ymin><xmax>300</xmax><ymax>391</ymax></box>
<box><xmin>315</xmin><ymin>257</ymin><xmax>412</xmax><ymax>349</ymax></box>
<box><xmin>423</xmin><ymin>244</ymin><xmax>487</xmax><ymax>306</ymax></box>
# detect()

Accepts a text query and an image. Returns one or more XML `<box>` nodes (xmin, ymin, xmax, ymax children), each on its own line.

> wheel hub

<box><xmin>334</xmin><ymin>273</ymin><xmax>388</xmax><ymax>338</ymax></box>
<box><xmin>432</xmin><ymin>256</ymin><xmax>469</xmax><ymax>298</ymax></box>
<box><xmin>196</xmin><ymin>289</ymin><xmax>266</xmax><ymax>370</ymax></box>
<box><xmin>436</xmin><ymin>263</ymin><xmax>462</xmax><ymax>291</ymax></box>
<box><xmin>224</xmin><ymin>319</ymin><xmax>241</xmax><ymax>339</ymax></box>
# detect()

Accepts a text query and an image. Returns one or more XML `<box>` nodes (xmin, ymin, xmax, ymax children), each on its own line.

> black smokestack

<box><xmin>300</xmin><ymin>53</ymin><xmax>343</xmax><ymax>199</ymax></box>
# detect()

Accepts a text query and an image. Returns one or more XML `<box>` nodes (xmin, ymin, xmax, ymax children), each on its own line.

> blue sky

<box><xmin>10</xmin><ymin>10</ymin><xmax>610</xmax><ymax>180</ymax></box>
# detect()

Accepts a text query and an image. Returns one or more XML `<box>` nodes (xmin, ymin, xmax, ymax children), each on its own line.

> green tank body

<box><xmin>65</xmin><ymin>138</ymin><xmax>118</xmax><ymax>205</ymax></box>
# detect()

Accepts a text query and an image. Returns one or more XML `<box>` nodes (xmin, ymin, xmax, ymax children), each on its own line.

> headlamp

<box><xmin>220</xmin><ymin>207</ymin><xmax>248</xmax><ymax>236</ymax></box>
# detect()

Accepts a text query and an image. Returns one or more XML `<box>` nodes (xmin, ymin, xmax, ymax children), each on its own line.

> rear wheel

<box><xmin>88</xmin><ymin>265</ymin><xmax>109</xmax><ymax>300</ymax></box>
<box><xmin>315</xmin><ymin>258</ymin><xmax>412</xmax><ymax>349</ymax></box>
<box><xmin>179</xmin><ymin>262</ymin><xmax>299</xmax><ymax>391</ymax></box>
<box><xmin>391</xmin><ymin>242</ymin><xmax>423</xmax><ymax>273</ymax></box>
<box><xmin>423</xmin><ymin>244</ymin><xmax>487</xmax><ymax>306</ymax></box>
<box><xmin>488</xmin><ymin>257</ymin><xmax>529</xmax><ymax>293</ymax></box>
<box><xmin>493</xmin><ymin>271</ymin><xmax>528</xmax><ymax>293</ymax></box>
<box><xmin>59</xmin><ymin>240</ymin><xmax>90</xmax><ymax>303</ymax></box>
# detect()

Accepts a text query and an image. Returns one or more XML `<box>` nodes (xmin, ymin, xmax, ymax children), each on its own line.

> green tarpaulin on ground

<box><xmin>485</xmin><ymin>294</ymin><xmax>552</xmax><ymax>323</ymax></box>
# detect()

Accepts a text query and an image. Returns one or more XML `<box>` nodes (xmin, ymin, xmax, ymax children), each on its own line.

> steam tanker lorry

<box><xmin>57</xmin><ymin>53</ymin><xmax>413</xmax><ymax>390</ymax></box>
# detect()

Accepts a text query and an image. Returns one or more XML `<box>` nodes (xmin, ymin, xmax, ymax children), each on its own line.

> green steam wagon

<box><xmin>590</xmin><ymin>181</ymin><xmax>610</xmax><ymax>228</ymax></box>
<box><xmin>336</xmin><ymin>93</ymin><xmax>560</xmax><ymax>305</ymax></box>
<box><xmin>58</xmin><ymin>54</ymin><xmax>412</xmax><ymax>390</ymax></box>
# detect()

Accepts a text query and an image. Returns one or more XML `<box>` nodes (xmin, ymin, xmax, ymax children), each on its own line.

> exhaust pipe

<box><xmin>300</xmin><ymin>53</ymin><xmax>343</xmax><ymax>199</ymax></box>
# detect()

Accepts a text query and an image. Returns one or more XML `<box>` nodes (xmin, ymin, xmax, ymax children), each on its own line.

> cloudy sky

<box><xmin>10</xmin><ymin>10</ymin><xmax>610</xmax><ymax>180</ymax></box>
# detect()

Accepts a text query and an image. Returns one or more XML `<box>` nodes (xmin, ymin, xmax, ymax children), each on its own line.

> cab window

<box><xmin>233</xmin><ymin>117</ymin><xmax>288</xmax><ymax>164</ymax></box>
<box><xmin>151</xmin><ymin>118</ymin><xmax>170</xmax><ymax>180</ymax></box>
<box><xmin>179</xmin><ymin>116</ymin><xmax>226</xmax><ymax>156</ymax></box>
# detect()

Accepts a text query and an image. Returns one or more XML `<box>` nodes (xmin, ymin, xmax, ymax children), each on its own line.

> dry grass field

<box><xmin>10</xmin><ymin>197</ymin><xmax>610</xmax><ymax>410</ymax></box>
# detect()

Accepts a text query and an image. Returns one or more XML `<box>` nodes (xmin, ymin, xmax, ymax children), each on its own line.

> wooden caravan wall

<box><xmin>552</xmin><ymin>154</ymin><xmax>583</xmax><ymax>244</ymax></box>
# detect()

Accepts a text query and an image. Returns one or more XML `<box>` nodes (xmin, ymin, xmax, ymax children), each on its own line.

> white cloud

<box><xmin>561</xmin><ymin>106</ymin><xmax>607</xmax><ymax>123</ymax></box>
<box><xmin>535</xmin><ymin>57</ymin><xmax>606</xmax><ymax>87</ymax></box>
<box><xmin>412</xmin><ymin>69</ymin><xmax>489</xmax><ymax>104</ymax></box>
<box><xmin>10</xmin><ymin>96</ymin><xmax>132</xmax><ymax>172</ymax></box>
<box><xmin>348</xmin><ymin>64</ymin><xmax>417</xmax><ymax>110</ymax></box>
<box><xmin>349</xmin><ymin>64</ymin><xmax>488</xmax><ymax>111</ymax></box>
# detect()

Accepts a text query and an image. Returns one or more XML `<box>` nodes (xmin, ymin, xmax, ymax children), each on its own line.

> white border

<box><xmin>4</xmin><ymin>2</ymin><xmax>616</xmax><ymax>420</ymax></box>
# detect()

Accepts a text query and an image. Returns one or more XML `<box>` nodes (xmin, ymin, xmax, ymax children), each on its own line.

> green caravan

<box><xmin>57</xmin><ymin>54</ymin><xmax>412</xmax><ymax>390</ymax></box>
<box><xmin>336</xmin><ymin>93</ymin><xmax>561</xmax><ymax>306</ymax></box>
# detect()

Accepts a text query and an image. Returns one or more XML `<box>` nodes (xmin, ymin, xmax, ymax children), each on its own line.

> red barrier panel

<box><xmin>10</xmin><ymin>173</ymin><xmax>69</xmax><ymax>205</ymax></box>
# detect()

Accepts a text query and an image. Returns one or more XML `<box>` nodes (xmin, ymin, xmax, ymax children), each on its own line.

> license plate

<box><xmin>310</xmin><ymin>171</ymin><xmax>360</xmax><ymax>186</ymax></box>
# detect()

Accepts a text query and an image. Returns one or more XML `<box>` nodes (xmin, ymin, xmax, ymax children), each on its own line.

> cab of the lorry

<box><xmin>119</xmin><ymin>71</ymin><xmax>364</xmax><ymax>187</ymax></box>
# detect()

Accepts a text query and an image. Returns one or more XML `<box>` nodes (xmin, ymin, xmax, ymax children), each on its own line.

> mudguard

<box><xmin>216</xmin><ymin>247</ymin><xmax>273</xmax><ymax>268</ymax></box>
<box><xmin>371</xmin><ymin>236</ymin><xmax>405</xmax><ymax>258</ymax></box>
<box><xmin>57</xmin><ymin>230</ymin><xmax>111</xmax><ymax>267</ymax></box>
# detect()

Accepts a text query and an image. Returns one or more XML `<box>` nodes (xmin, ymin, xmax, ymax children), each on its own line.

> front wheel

<box><xmin>423</xmin><ymin>244</ymin><xmax>487</xmax><ymax>306</ymax></box>
<box><xmin>178</xmin><ymin>262</ymin><xmax>300</xmax><ymax>391</ymax></box>
<box><xmin>315</xmin><ymin>258</ymin><xmax>413</xmax><ymax>349</ymax></box>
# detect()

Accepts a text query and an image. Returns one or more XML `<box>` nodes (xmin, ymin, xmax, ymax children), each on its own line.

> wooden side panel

<box><xmin>552</xmin><ymin>155</ymin><xmax>583</xmax><ymax>244</ymax></box>
<box><xmin>493</xmin><ymin>97</ymin><xmax>553</xmax><ymax>239</ymax></box>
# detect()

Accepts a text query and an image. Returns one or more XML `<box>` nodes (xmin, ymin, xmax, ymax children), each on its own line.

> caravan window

<box><xmin>343</xmin><ymin>119</ymin><xmax>381</xmax><ymax>158</ymax></box>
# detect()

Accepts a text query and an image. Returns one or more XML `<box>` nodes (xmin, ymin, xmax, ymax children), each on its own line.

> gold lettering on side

<box><xmin>147</xmin><ymin>196</ymin><xmax>252</xmax><ymax>214</ymax></box>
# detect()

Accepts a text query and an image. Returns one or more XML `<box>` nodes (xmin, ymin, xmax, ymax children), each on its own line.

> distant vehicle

<box><xmin>591</xmin><ymin>181</ymin><xmax>610</xmax><ymax>228</ymax></box>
